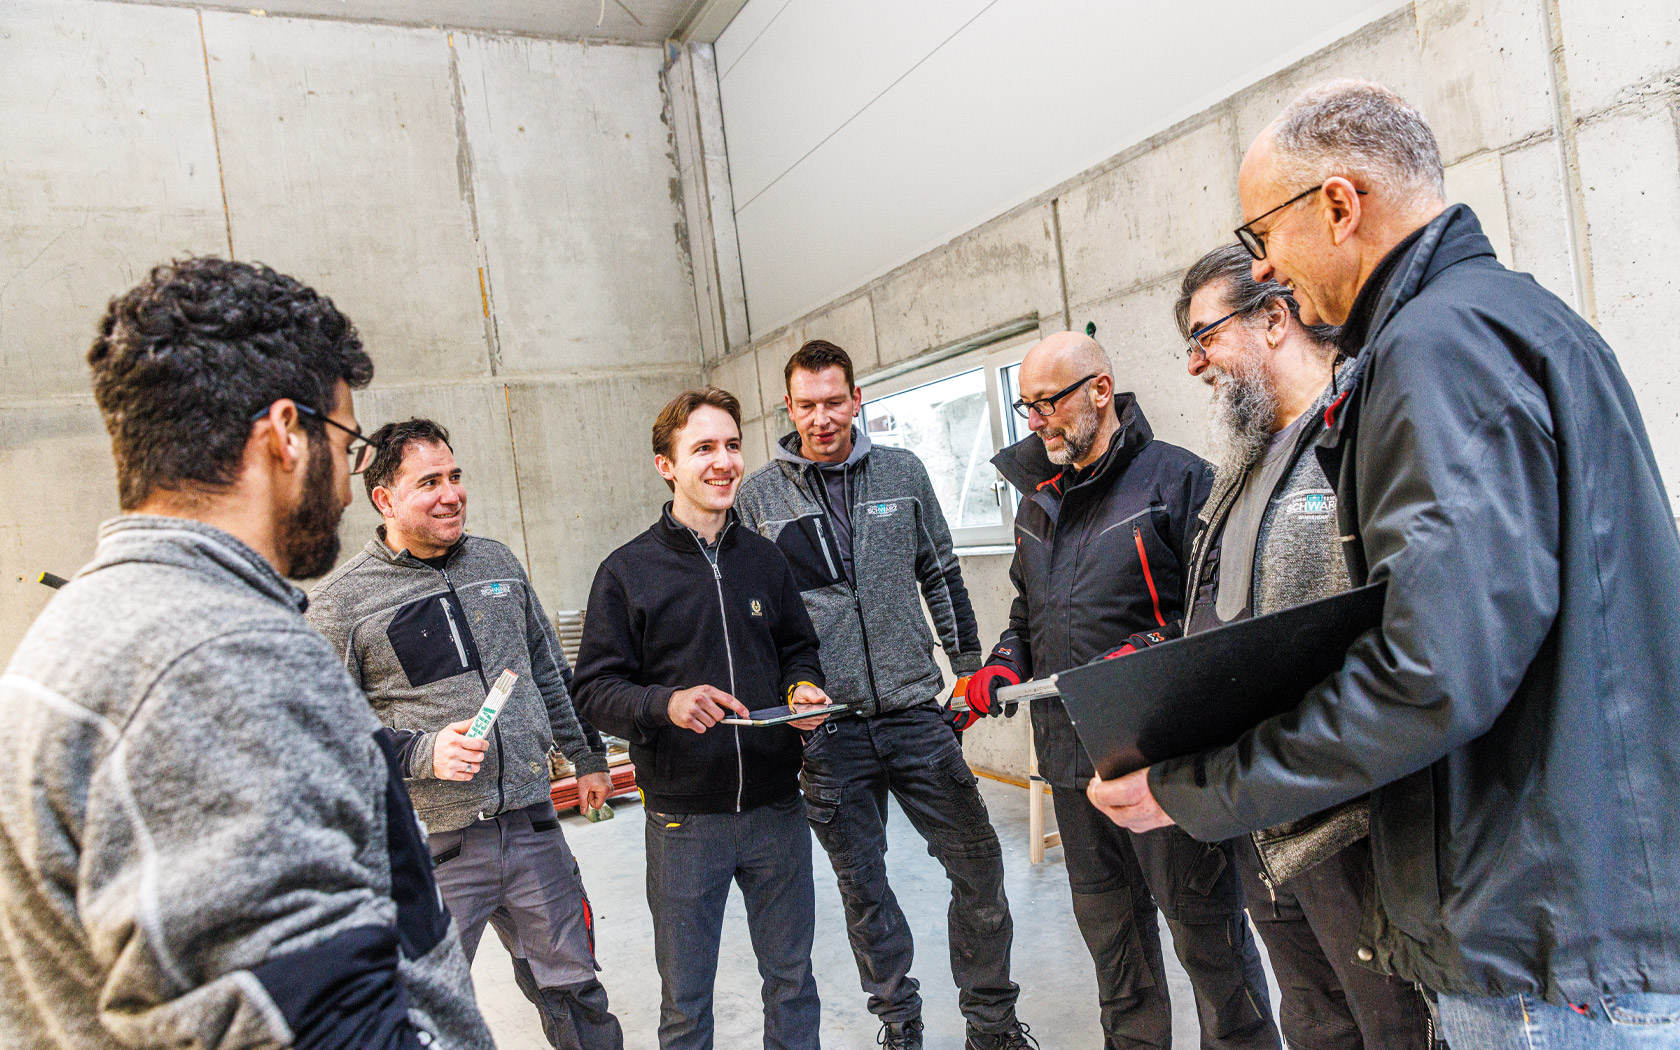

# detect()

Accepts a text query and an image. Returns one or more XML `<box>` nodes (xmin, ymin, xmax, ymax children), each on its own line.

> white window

<box><xmin>859</xmin><ymin>335</ymin><xmax>1035</xmax><ymax>551</ymax></box>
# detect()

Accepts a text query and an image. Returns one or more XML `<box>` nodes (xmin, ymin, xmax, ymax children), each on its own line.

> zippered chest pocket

<box><xmin>386</xmin><ymin>590</ymin><xmax>483</xmax><ymax>687</ymax></box>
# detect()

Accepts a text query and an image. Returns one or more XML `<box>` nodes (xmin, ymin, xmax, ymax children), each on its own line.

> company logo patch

<box><xmin>1287</xmin><ymin>492</ymin><xmax>1333</xmax><ymax>519</ymax></box>
<box><xmin>480</xmin><ymin>582</ymin><xmax>512</xmax><ymax>598</ymax></box>
<box><xmin>750</xmin><ymin>599</ymin><xmax>764</xmax><ymax>617</ymax></box>
<box><xmin>866</xmin><ymin>502</ymin><xmax>898</xmax><ymax>518</ymax></box>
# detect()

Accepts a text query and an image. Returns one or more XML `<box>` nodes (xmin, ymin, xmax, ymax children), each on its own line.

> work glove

<box><xmin>965</xmin><ymin>644</ymin><xmax>1026</xmax><ymax>718</ymax></box>
<box><xmin>1094</xmin><ymin>623</ymin><xmax>1182</xmax><ymax>662</ymax></box>
<box><xmin>944</xmin><ymin>675</ymin><xmax>979</xmax><ymax>733</ymax></box>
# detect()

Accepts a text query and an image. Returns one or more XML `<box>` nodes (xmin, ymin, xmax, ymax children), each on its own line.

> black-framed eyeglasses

<box><xmin>1235</xmin><ymin>184</ymin><xmax>1367</xmax><ymax>260</ymax></box>
<box><xmin>1012</xmin><ymin>373</ymin><xmax>1097</xmax><ymax>420</ymax></box>
<box><xmin>249</xmin><ymin>400</ymin><xmax>379</xmax><ymax>474</ymax></box>
<box><xmin>1186</xmin><ymin>309</ymin><xmax>1242</xmax><ymax>360</ymax></box>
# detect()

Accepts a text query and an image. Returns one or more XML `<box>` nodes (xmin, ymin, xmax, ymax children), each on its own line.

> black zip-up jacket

<box><xmin>992</xmin><ymin>395</ymin><xmax>1214</xmax><ymax>789</ymax></box>
<box><xmin>572</xmin><ymin>506</ymin><xmax>825</xmax><ymax>815</ymax></box>
<box><xmin>1151</xmin><ymin>205</ymin><xmax>1680</xmax><ymax>1003</ymax></box>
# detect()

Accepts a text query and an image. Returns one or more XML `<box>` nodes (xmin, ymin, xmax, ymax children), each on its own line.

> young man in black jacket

<box><xmin>970</xmin><ymin>332</ymin><xmax>1279</xmax><ymax>1050</ymax></box>
<box><xmin>573</xmin><ymin>386</ymin><xmax>834</xmax><ymax>1050</ymax></box>
<box><xmin>1091</xmin><ymin>79</ymin><xmax>1680</xmax><ymax>1047</ymax></box>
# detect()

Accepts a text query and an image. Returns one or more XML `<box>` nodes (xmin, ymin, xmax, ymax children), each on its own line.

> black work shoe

<box><xmin>966</xmin><ymin>1019</ymin><xmax>1040</xmax><ymax>1050</ymax></box>
<box><xmin>878</xmin><ymin>1017</ymin><xmax>924</xmax><ymax>1049</ymax></box>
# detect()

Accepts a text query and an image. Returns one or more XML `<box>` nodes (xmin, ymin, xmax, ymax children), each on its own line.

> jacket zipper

<box><xmin>440</xmin><ymin>566</ymin><xmax>505</xmax><ymax>819</ymax></box>
<box><xmin>1133</xmin><ymin>526</ymin><xmax>1167</xmax><ymax>627</ymax></box>
<box><xmin>440</xmin><ymin>598</ymin><xmax>470</xmax><ymax>667</ymax></box>
<box><xmin>810</xmin><ymin>465</ymin><xmax>882</xmax><ymax>714</ymax></box>
<box><xmin>811</xmin><ymin>516</ymin><xmax>841</xmax><ymax>580</ymax></box>
<box><xmin>690</xmin><ymin>523</ymin><xmax>744</xmax><ymax>813</ymax></box>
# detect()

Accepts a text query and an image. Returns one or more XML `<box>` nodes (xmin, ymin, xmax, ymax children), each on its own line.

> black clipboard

<box><xmin>1054</xmin><ymin>581</ymin><xmax>1387</xmax><ymax>779</ymax></box>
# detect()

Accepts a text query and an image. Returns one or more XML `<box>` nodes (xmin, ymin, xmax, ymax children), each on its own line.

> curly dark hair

<box><xmin>362</xmin><ymin>418</ymin><xmax>452</xmax><ymax>511</ymax></box>
<box><xmin>88</xmin><ymin>257</ymin><xmax>374</xmax><ymax>509</ymax></box>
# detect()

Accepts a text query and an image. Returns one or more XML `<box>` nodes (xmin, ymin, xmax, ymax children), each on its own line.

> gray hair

<box><xmin>1269</xmin><ymin>79</ymin><xmax>1444</xmax><ymax>207</ymax></box>
<box><xmin>1175</xmin><ymin>243</ymin><xmax>1337</xmax><ymax>348</ymax></box>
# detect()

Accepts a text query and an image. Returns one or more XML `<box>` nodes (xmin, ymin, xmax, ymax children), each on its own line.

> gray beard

<box><xmin>1044</xmin><ymin>407</ymin><xmax>1101</xmax><ymax>465</ymax></box>
<box><xmin>1207</xmin><ymin>363</ymin><xmax>1279</xmax><ymax>469</ymax></box>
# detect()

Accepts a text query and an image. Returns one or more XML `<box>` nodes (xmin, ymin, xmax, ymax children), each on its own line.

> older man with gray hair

<box><xmin>1089</xmin><ymin>79</ymin><xmax>1680</xmax><ymax>1047</ymax></box>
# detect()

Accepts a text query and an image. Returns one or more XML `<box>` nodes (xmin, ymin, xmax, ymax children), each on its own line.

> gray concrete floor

<box><xmin>470</xmin><ymin>778</ymin><xmax>1282</xmax><ymax>1048</ymax></box>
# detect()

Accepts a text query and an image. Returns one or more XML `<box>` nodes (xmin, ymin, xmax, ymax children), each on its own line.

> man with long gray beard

<box><xmin>0</xmin><ymin>258</ymin><xmax>492</xmax><ymax>1049</ymax></box>
<box><xmin>1173</xmin><ymin>244</ymin><xmax>1431</xmax><ymax>1049</ymax></box>
<box><xmin>971</xmin><ymin>332</ymin><xmax>1279</xmax><ymax>1050</ymax></box>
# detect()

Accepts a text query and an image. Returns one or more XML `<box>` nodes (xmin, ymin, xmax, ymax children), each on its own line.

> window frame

<box><xmin>858</xmin><ymin>333</ymin><xmax>1036</xmax><ymax>552</ymax></box>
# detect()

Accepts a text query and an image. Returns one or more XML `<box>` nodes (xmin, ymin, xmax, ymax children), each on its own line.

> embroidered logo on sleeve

<box><xmin>480</xmin><ymin>582</ymin><xmax>512</xmax><ymax>597</ymax></box>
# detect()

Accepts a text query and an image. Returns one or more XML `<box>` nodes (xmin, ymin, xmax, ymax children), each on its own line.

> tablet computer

<box><xmin>720</xmin><ymin>701</ymin><xmax>855</xmax><ymax>726</ymax></box>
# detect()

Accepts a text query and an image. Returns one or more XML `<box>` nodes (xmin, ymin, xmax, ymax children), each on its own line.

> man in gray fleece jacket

<box><xmin>0</xmin><ymin>258</ymin><xmax>491</xmax><ymax>1050</ymax></box>
<box><xmin>307</xmin><ymin>417</ymin><xmax>620</xmax><ymax>1050</ymax></box>
<box><xmin>1169</xmin><ymin>246</ymin><xmax>1429</xmax><ymax>1049</ymax></box>
<box><xmin>734</xmin><ymin>341</ymin><xmax>1033</xmax><ymax>1050</ymax></box>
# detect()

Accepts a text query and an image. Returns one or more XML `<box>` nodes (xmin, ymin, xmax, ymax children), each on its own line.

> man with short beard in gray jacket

<box><xmin>308</xmin><ymin>418</ymin><xmax>621</xmax><ymax>1050</ymax></box>
<box><xmin>733</xmin><ymin>340</ymin><xmax>1034</xmax><ymax>1050</ymax></box>
<box><xmin>0</xmin><ymin>258</ymin><xmax>491</xmax><ymax>1050</ymax></box>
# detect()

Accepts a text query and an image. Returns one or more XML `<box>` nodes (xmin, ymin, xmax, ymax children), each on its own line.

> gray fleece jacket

<box><xmin>734</xmin><ymin>428</ymin><xmax>982</xmax><ymax>715</ymax></box>
<box><xmin>307</xmin><ymin>531</ymin><xmax>607</xmax><ymax>834</ymax></box>
<box><xmin>0</xmin><ymin>516</ymin><xmax>490</xmax><ymax>1050</ymax></box>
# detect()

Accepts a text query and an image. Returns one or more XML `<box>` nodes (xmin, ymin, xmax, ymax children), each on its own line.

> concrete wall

<box><xmin>0</xmin><ymin>0</ymin><xmax>705</xmax><ymax>653</ymax></box>
<box><xmin>707</xmin><ymin>0</ymin><xmax>1680</xmax><ymax>776</ymax></box>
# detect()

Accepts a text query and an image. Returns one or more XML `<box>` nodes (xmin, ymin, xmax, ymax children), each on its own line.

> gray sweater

<box><xmin>307</xmin><ymin>531</ymin><xmax>606</xmax><ymax>834</ymax></box>
<box><xmin>735</xmin><ymin>429</ymin><xmax>982</xmax><ymax>715</ymax></box>
<box><xmin>0</xmin><ymin>516</ymin><xmax>490</xmax><ymax>1050</ymax></box>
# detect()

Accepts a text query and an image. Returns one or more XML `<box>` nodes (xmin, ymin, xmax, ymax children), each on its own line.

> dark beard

<box><xmin>1207</xmin><ymin>354</ymin><xmax>1279</xmax><ymax>469</ymax></box>
<box><xmin>280</xmin><ymin>435</ymin><xmax>344</xmax><ymax>579</ymax></box>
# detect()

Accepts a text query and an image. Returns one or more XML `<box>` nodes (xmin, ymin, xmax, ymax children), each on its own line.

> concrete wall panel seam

<box><xmin>447</xmin><ymin>31</ymin><xmax>503</xmax><ymax>375</ymax></box>
<box><xmin>196</xmin><ymin>10</ymin><xmax>237</xmax><ymax>259</ymax></box>
<box><xmin>1540</xmin><ymin>0</ymin><xmax>1600</xmax><ymax>322</ymax></box>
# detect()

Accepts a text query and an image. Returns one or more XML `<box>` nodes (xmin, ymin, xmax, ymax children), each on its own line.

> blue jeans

<box><xmin>799</xmin><ymin>703</ymin><xmax>1019</xmax><ymax>1032</ymax></box>
<box><xmin>1438</xmin><ymin>992</ymin><xmax>1680</xmax><ymax>1048</ymax></box>
<box><xmin>643</xmin><ymin>793</ymin><xmax>820</xmax><ymax>1050</ymax></box>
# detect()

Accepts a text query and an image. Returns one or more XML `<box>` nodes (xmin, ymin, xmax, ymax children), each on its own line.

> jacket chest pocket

<box><xmin>386</xmin><ymin>591</ymin><xmax>482</xmax><ymax>688</ymax></box>
<box><xmin>775</xmin><ymin>514</ymin><xmax>844</xmax><ymax>589</ymax></box>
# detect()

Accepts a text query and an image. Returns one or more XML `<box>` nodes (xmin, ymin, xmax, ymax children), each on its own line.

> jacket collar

<box><xmin>773</xmin><ymin>425</ymin><xmax>873</xmax><ymax>471</ymax></box>
<box><xmin>85</xmin><ymin>514</ymin><xmax>307</xmax><ymax>612</ymax></box>
<box><xmin>652</xmin><ymin>502</ymin><xmax>741</xmax><ymax>553</ymax></box>
<box><xmin>1337</xmin><ymin>203</ymin><xmax>1498</xmax><ymax>357</ymax></box>
<box><xmin>992</xmin><ymin>391</ymin><xmax>1153</xmax><ymax>497</ymax></box>
<box><xmin>366</xmin><ymin>525</ymin><xmax>467</xmax><ymax>569</ymax></box>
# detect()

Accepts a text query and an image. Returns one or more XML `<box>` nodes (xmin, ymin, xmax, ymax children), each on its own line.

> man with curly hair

<box><xmin>0</xmin><ymin>257</ymin><xmax>493</xmax><ymax>1050</ymax></box>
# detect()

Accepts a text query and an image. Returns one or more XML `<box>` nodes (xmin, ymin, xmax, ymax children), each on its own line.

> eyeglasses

<box><xmin>249</xmin><ymin>401</ymin><xmax>380</xmax><ymax>474</ymax></box>
<box><xmin>1012</xmin><ymin>374</ymin><xmax>1097</xmax><ymax>420</ymax></box>
<box><xmin>1235</xmin><ymin>184</ymin><xmax>1367</xmax><ymax>260</ymax></box>
<box><xmin>1186</xmin><ymin>309</ymin><xmax>1242</xmax><ymax>360</ymax></box>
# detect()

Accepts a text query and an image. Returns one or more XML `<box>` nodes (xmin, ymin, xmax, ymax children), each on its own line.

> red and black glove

<box><xmin>1095</xmin><ymin>623</ymin><xmax>1182</xmax><ymax>662</ymax></box>
<box><xmin>966</xmin><ymin>644</ymin><xmax>1026</xmax><ymax>719</ymax></box>
<box><xmin>944</xmin><ymin>675</ymin><xmax>980</xmax><ymax>733</ymax></box>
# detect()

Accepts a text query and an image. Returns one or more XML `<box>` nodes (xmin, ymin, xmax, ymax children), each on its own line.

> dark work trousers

<box><xmin>1235</xmin><ymin>835</ymin><xmax>1433</xmax><ymax>1050</ymax></box>
<box><xmin>800</xmin><ymin>703</ymin><xmax>1020</xmax><ymax>1034</ymax></box>
<box><xmin>429</xmin><ymin>799</ymin><xmax>623</xmax><ymax>1050</ymax></box>
<box><xmin>643</xmin><ymin>793</ymin><xmax>821</xmax><ymax>1050</ymax></box>
<box><xmin>1052</xmin><ymin>788</ymin><xmax>1281</xmax><ymax>1050</ymax></box>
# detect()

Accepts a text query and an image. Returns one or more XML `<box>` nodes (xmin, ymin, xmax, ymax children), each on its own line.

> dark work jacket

<box><xmin>993</xmin><ymin>395</ymin><xmax>1213</xmax><ymax>789</ymax></box>
<box><xmin>1151</xmin><ymin>205</ymin><xmax>1680</xmax><ymax>1003</ymax></box>
<box><xmin>572</xmin><ymin>507</ymin><xmax>825</xmax><ymax>815</ymax></box>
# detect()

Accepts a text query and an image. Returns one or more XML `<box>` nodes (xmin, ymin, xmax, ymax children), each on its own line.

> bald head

<box><xmin>1021</xmin><ymin>331</ymin><xmax>1112</xmax><ymax>388</ymax></box>
<box><xmin>1017</xmin><ymin>332</ymin><xmax>1118</xmax><ymax>468</ymax></box>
